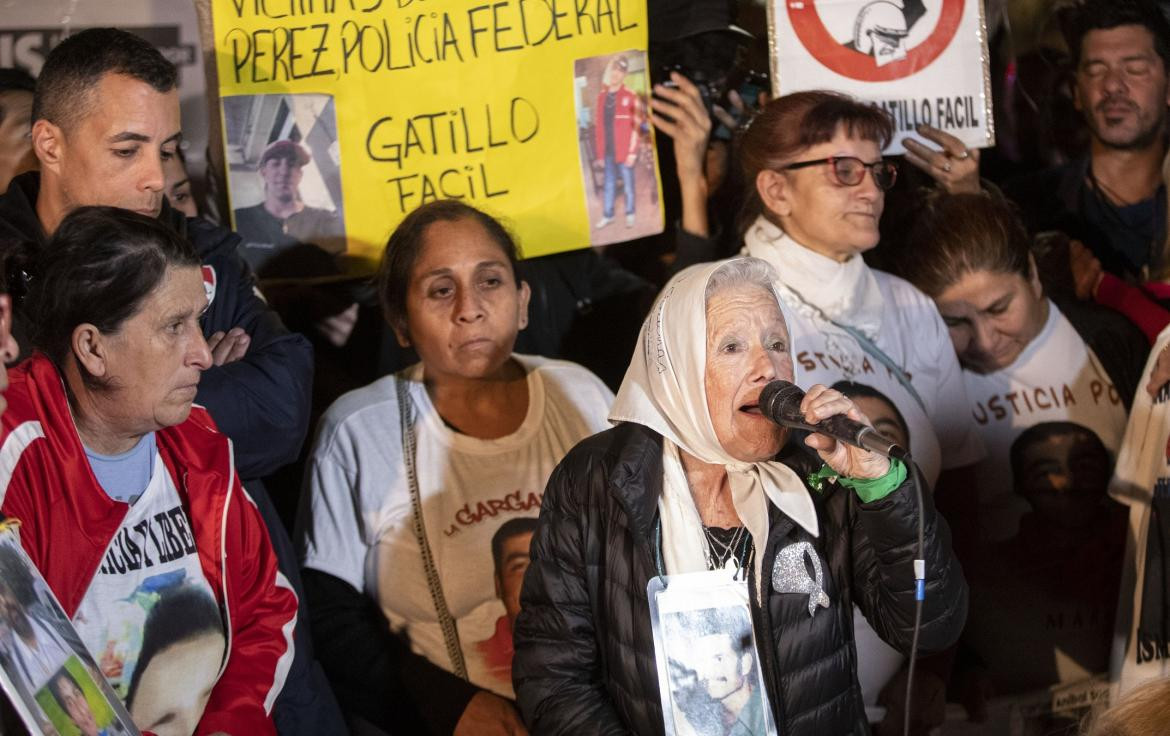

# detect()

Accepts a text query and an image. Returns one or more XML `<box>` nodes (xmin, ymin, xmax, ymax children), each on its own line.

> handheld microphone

<box><xmin>758</xmin><ymin>380</ymin><xmax>909</xmax><ymax>461</ymax></box>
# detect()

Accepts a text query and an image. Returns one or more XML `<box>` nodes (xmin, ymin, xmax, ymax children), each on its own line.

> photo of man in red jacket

<box><xmin>593</xmin><ymin>55</ymin><xmax>642</xmax><ymax>229</ymax></box>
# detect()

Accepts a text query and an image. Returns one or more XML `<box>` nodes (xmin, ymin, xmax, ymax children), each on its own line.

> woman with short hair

<box><xmin>735</xmin><ymin>90</ymin><xmax>982</xmax><ymax>489</ymax></box>
<box><xmin>299</xmin><ymin>200</ymin><xmax>613</xmax><ymax>736</ymax></box>
<box><xmin>0</xmin><ymin>205</ymin><xmax>297</xmax><ymax>736</ymax></box>
<box><xmin>513</xmin><ymin>257</ymin><xmax>967</xmax><ymax>735</ymax></box>
<box><xmin>735</xmin><ymin>91</ymin><xmax>983</xmax><ymax>722</ymax></box>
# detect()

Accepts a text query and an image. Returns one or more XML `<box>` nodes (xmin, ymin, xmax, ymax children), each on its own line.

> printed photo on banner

<box><xmin>69</xmin><ymin>487</ymin><xmax>227</xmax><ymax>736</ymax></box>
<box><xmin>209</xmin><ymin>0</ymin><xmax>652</xmax><ymax>263</ymax></box>
<box><xmin>573</xmin><ymin>49</ymin><xmax>664</xmax><ymax>246</ymax></box>
<box><xmin>767</xmin><ymin>0</ymin><xmax>993</xmax><ymax>153</ymax></box>
<box><xmin>223</xmin><ymin>93</ymin><xmax>347</xmax><ymax>276</ymax></box>
<box><xmin>0</xmin><ymin>526</ymin><xmax>138</xmax><ymax>736</ymax></box>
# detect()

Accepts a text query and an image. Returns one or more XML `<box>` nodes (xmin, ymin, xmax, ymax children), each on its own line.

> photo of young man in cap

<box><xmin>233</xmin><ymin>138</ymin><xmax>344</xmax><ymax>271</ymax></box>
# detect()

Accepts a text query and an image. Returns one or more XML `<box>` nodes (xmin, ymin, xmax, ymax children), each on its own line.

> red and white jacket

<box><xmin>0</xmin><ymin>354</ymin><xmax>297</xmax><ymax>736</ymax></box>
<box><xmin>593</xmin><ymin>85</ymin><xmax>641</xmax><ymax>163</ymax></box>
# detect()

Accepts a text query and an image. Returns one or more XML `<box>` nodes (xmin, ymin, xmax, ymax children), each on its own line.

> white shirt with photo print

<box><xmin>300</xmin><ymin>355</ymin><xmax>613</xmax><ymax>697</ymax></box>
<box><xmin>71</xmin><ymin>453</ymin><xmax>223</xmax><ymax>701</ymax></box>
<box><xmin>962</xmin><ymin>301</ymin><xmax>1128</xmax><ymax>542</ymax></box>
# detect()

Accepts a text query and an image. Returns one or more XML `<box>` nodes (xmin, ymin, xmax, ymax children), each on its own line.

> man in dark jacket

<box><xmin>0</xmin><ymin>28</ymin><xmax>343</xmax><ymax>735</ymax></box>
<box><xmin>1003</xmin><ymin>0</ymin><xmax>1170</xmax><ymax>282</ymax></box>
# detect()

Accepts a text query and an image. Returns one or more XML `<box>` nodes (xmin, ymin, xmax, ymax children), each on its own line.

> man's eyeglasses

<box><xmin>780</xmin><ymin>156</ymin><xmax>898</xmax><ymax>191</ymax></box>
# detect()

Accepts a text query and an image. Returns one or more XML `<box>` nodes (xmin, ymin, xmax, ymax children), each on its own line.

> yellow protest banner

<box><xmin>210</xmin><ymin>0</ymin><xmax>661</xmax><ymax>273</ymax></box>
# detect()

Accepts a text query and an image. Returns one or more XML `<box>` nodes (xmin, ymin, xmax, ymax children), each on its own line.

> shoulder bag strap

<box><xmin>396</xmin><ymin>375</ymin><xmax>469</xmax><ymax>680</ymax></box>
<box><xmin>776</xmin><ymin>282</ymin><xmax>928</xmax><ymax>413</ymax></box>
<box><xmin>828</xmin><ymin>320</ymin><xmax>928</xmax><ymax>414</ymax></box>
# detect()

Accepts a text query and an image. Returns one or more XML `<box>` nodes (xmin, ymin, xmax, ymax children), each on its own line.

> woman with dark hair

<box><xmin>900</xmin><ymin>189</ymin><xmax>1144</xmax><ymax>545</ymax></box>
<box><xmin>736</xmin><ymin>90</ymin><xmax>981</xmax><ymax>490</ymax></box>
<box><xmin>0</xmin><ymin>205</ymin><xmax>297</xmax><ymax>736</ymax></box>
<box><xmin>298</xmin><ymin>199</ymin><xmax>613</xmax><ymax>735</ymax></box>
<box><xmin>900</xmin><ymin>191</ymin><xmax>1141</xmax><ymax>714</ymax></box>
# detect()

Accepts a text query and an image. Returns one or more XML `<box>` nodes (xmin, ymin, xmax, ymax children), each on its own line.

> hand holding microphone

<box><xmin>759</xmin><ymin>380</ymin><xmax>904</xmax><ymax>480</ymax></box>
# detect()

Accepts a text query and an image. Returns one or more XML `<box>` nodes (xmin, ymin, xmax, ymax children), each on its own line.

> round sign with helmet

<box><xmin>787</xmin><ymin>0</ymin><xmax>964</xmax><ymax>82</ymax></box>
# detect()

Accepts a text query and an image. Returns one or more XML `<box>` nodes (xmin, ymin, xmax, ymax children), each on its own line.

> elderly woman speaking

<box><xmin>513</xmin><ymin>257</ymin><xmax>967</xmax><ymax>735</ymax></box>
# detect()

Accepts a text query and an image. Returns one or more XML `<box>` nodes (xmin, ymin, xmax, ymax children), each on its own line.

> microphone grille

<box><xmin>760</xmin><ymin>380</ymin><xmax>805</xmax><ymax>422</ymax></box>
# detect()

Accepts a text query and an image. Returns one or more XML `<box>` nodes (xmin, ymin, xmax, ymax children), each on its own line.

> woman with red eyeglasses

<box><xmin>736</xmin><ymin>90</ymin><xmax>983</xmax><ymax>730</ymax></box>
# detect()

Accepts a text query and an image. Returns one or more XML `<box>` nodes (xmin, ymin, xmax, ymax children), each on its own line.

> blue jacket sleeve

<box><xmin>192</xmin><ymin>221</ymin><xmax>314</xmax><ymax>481</ymax></box>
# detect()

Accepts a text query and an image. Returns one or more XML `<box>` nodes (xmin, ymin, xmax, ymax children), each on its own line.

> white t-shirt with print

<box><xmin>72</xmin><ymin>453</ymin><xmax>223</xmax><ymax>702</ymax></box>
<box><xmin>777</xmin><ymin>270</ymin><xmax>983</xmax><ymax>487</ymax></box>
<box><xmin>963</xmin><ymin>301</ymin><xmax>1128</xmax><ymax>542</ymax></box>
<box><xmin>301</xmin><ymin>355</ymin><xmax>613</xmax><ymax>698</ymax></box>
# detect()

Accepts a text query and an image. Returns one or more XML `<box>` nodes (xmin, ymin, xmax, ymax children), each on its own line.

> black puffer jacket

<box><xmin>514</xmin><ymin>422</ymin><xmax>967</xmax><ymax>735</ymax></box>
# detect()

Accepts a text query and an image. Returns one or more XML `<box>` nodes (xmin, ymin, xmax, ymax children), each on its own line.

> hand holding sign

<box><xmin>903</xmin><ymin>123</ymin><xmax>980</xmax><ymax>194</ymax></box>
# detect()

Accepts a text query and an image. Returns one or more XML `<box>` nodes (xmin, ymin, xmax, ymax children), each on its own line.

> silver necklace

<box><xmin>702</xmin><ymin>525</ymin><xmax>753</xmax><ymax>571</ymax></box>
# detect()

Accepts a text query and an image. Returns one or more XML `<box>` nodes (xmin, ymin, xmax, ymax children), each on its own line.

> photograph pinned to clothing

<box><xmin>223</xmin><ymin>93</ymin><xmax>347</xmax><ymax>276</ymax></box>
<box><xmin>0</xmin><ymin>523</ymin><xmax>139</xmax><ymax>735</ymax></box>
<box><xmin>648</xmin><ymin>570</ymin><xmax>777</xmax><ymax>736</ymax></box>
<box><xmin>573</xmin><ymin>49</ymin><xmax>665</xmax><ymax>247</ymax></box>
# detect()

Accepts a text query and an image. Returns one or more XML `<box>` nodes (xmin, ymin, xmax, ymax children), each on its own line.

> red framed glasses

<box><xmin>780</xmin><ymin>156</ymin><xmax>898</xmax><ymax>191</ymax></box>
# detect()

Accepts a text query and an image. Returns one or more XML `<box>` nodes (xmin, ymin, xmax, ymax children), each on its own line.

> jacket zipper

<box><xmin>210</xmin><ymin>449</ymin><xmax>234</xmax><ymax>682</ymax></box>
<box><xmin>749</xmin><ymin>529</ymin><xmax>787</xmax><ymax>731</ymax></box>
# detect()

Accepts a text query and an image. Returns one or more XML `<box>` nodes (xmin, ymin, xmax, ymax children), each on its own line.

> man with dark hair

<box><xmin>489</xmin><ymin>517</ymin><xmax>538</xmax><ymax>627</ymax></box>
<box><xmin>0</xmin><ymin>68</ymin><xmax>35</xmax><ymax>193</ymax></box>
<box><xmin>1005</xmin><ymin>0</ymin><xmax>1170</xmax><ymax>281</ymax></box>
<box><xmin>958</xmin><ymin>422</ymin><xmax>1126</xmax><ymax>712</ymax></box>
<box><xmin>0</xmin><ymin>27</ymin><xmax>339</xmax><ymax>735</ymax></box>
<box><xmin>233</xmin><ymin>138</ymin><xmax>343</xmax><ymax>272</ymax></box>
<box><xmin>1008</xmin><ymin>421</ymin><xmax>1114</xmax><ymax>530</ymax></box>
<box><xmin>474</xmin><ymin>517</ymin><xmax>538</xmax><ymax>687</ymax></box>
<box><xmin>666</xmin><ymin>607</ymin><xmax>767</xmax><ymax>736</ymax></box>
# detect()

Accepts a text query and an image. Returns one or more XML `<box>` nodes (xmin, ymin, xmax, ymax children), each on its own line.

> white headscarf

<box><xmin>609</xmin><ymin>260</ymin><xmax>818</xmax><ymax>591</ymax></box>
